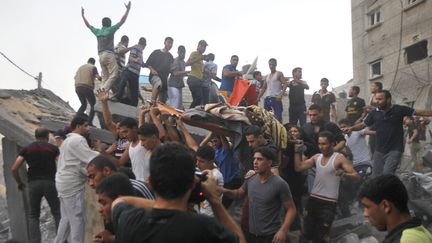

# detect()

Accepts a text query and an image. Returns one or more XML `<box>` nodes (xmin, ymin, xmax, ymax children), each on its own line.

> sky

<box><xmin>0</xmin><ymin>0</ymin><xmax>353</xmax><ymax>110</ymax></box>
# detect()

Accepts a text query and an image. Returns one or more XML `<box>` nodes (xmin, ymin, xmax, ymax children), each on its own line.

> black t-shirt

<box><xmin>311</xmin><ymin>91</ymin><xmax>336</xmax><ymax>122</ymax></box>
<box><xmin>301</xmin><ymin>120</ymin><xmax>346</xmax><ymax>156</ymax></box>
<box><xmin>288</xmin><ymin>81</ymin><xmax>307</xmax><ymax>105</ymax></box>
<box><xmin>146</xmin><ymin>49</ymin><xmax>174</xmax><ymax>87</ymax></box>
<box><xmin>364</xmin><ymin>105</ymin><xmax>415</xmax><ymax>153</ymax></box>
<box><xmin>345</xmin><ymin>97</ymin><xmax>366</xmax><ymax>124</ymax></box>
<box><xmin>19</xmin><ymin>141</ymin><xmax>59</xmax><ymax>181</ymax></box>
<box><xmin>112</xmin><ymin>202</ymin><xmax>238</xmax><ymax>243</ymax></box>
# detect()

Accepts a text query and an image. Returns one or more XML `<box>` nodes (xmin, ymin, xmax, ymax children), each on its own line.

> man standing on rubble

<box><xmin>219</xmin><ymin>55</ymin><xmax>242</xmax><ymax>100</ymax></box>
<box><xmin>258</xmin><ymin>58</ymin><xmax>288</xmax><ymax>122</ymax></box>
<box><xmin>342</xmin><ymin>90</ymin><xmax>432</xmax><ymax>176</ymax></box>
<box><xmin>81</xmin><ymin>1</ymin><xmax>131</xmax><ymax>91</ymax></box>
<box><xmin>11</xmin><ymin>127</ymin><xmax>61</xmax><ymax>243</ymax></box>
<box><xmin>54</xmin><ymin>115</ymin><xmax>99</xmax><ymax>243</ymax></box>
<box><xmin>186</xmin><ymin>40</ymin><xmax>208</xmax><ymax>108</ymax></box>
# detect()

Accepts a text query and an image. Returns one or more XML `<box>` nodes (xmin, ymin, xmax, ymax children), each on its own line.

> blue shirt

<box><xmin>220</xmin><ymin>64</ymin><xmax>237</xmax><ymax>92</ymax></box>
<box><xmin>364</xmin><ymin>104</ymin><xmax>415</xmax><ymax>153</ymax></box>
<box><xmin>214</xmin><ymin>146</ymin><xmax>239</xmax><ymax>183</ymax></box>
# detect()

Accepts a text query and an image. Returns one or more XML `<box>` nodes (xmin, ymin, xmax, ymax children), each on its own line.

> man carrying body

<box><xmin>146</xmin><ymin>37</ymin><xmax>174</xmax><ymax>103</ymax></box>
<box><xmin>294</xmin><ymin>131</ymin><xmax>359</xmax><ymax>242</ymax></box>
<box><xmin>110</xmin><ymin>143</ymin><xmax>245</xmax><ymax>242</ymax></box>
<box><xmin>81</xmin><ymin>2</ymin><xmax>131</xmax><ymax>91</ymax></box>
<box><xmin>137</xmin><ymin>123</ymin><xmax>162</xmax><ymax>166</ymax></box>
<box><xmin>359</xmin><ymin>174</ymin><xmax>432</xmax><ymax>242</ymax></box>
<box><xmin>258</xmin><ymin>58</ymin><xmax>288</xmax><ymax>122</ymax></box>
<box><xmin>115</xmin><ymin>37</ymin><xmax>147</xmax><ymax>106</ymax></box>
<box><xmin>288</xmin><ymin>67</ymin><xmax>309</xmax><ymax>126</ymax></box>
<box><xmin>219</xmin><ymin>55</ymin><xmax>242</xmax><ymax>100</ymax></box>
<box><xmin>186</xmin><ymin>40</ymin><xmax>208</xmax><ymax>108</ymax></box>
<box><xmin>54</xmin><ymin>115</ymin><xmax>99</xmax><ymax>243</ymax></box>
<box><xmin>74</xmin><ymin>58</ymin><xmax>101</xmax><ymax>126</ymax></box>
<box><xmin>167</xmin><ymin>45</ymin><xmax>188</xmax><ymax>109</ymax></box>
<box><xmin>343</xmin><ymin>90</ymin><xmax>432</xmax><ymax>176</ymax></box>
<box><xmin>223</xmin><ymin>146</ymin><xmax>297</xmax><ymax>243</ymax></box>
<box><xmin>345</xmin><ymin>85</ymin><xmax>366</xmax><ymax>124</ymax></box>
<box><xmin>311</xmin><ymin>78</ymin><xmax>337</xmax><ymax>123</ymax></box>
<box><xmin>11</xmin><ymin>128</ymin><xmax>60</xmax><ymax>243</ymax></box>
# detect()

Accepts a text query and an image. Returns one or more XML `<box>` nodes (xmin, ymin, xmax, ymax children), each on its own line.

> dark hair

<box><xmin>196</xmin><ymin>145</ymin><xmax>215</xmax><ymax>161</ymax></box>
<box><xmin>374</xmin><ymin>81</ymin><xmax>383</xmax><ymax>91</ymax></box>
<box><xmin>120</xmin><ymin>35</ymin><xmax>129</xmax><ymax>42</ymax></box>
<box><xmin>102</xmin><ymin>17</ymin><xmax>112</xmax><ymax>27</ymax></box>
<box><xmin>268</xmin><ymin>58</ymin><xmax>277</xmax><ymax>64</ymax></box>
<box><xmin>87</xmin><ymin>155</ymin><xmax>117</xmax><ymax>172</ymax></box>
<box><xmin>138</xmin><ymin>123</ymin><xmax>159</xmax><ymax>138</ymax></box>
<box><xmin>35</xmin><ymin>127</ymin><xmax>49</xmax><ymax>139</ymax></box>
<box><xmin>150</xmin><ymin>143</ymin><xmax>195</xmax><ymax>199</ymax></box>
<box><xmin>118</xmin><ymin>118</ymin><xmax>138</xmax><ymax>129</ymax></box>
<box><xmin>138</xmin><ymin>37</ymin><xmax>146</xmax><ymax>46</ymax></box>
<box><xmin>244</xmin><ymin>125</ymin><xmax>262</xmax><ymax>137</ymax></box>
<box><xmin>321</xmin><ymin>78</ymin><xmax>329</xmax><ymax>84</ymax></box>
<box><xmin>70</xmin><ymin>115</ymin><xmax>88</xmax><ymax>130</ymax></box>
<box><xmin>351</xmin><ymin>86</ymin><xmax>360</xmax><ymax>94</ymax></box>
<box><xmin>308</xmin><ymin>103</ymin><xmax>322</xmax><ymax>112</ymax></box>
<box><xmin>358</xmin><ymin>174</ymin><xmax>409</xmax><ymax>213</ymax></box>
<box><xmin>96</xmin><ymin>173</ymin><xmax>134</xmax><ymax>200</ymax></box>
<box><xmin>87</xmin><ymin>58</ymin><xmax>96</xmax><ymax>65</ymax></box>
<box><xmin>231</xmin><ymin>55</ymin><xmax>239</xmax><ymax>60</ymax></box>
<box><xmin>178</xmin><ymin>45</ymin><xmax>185</xmax><ymax>51</ymax></box>
<box><xmin>164</xmin><ymin>37</ymin><xmax>173</xmax><ymax>42</ymax></box>
<box><xmin>207</xmin><ymin>53</ymin><xmax>215</xmax><ymax>61</ymax></box>
<box><xmin>378</xmin><ymin>89</ymin><xmax>392</xmax><ymax>100</ymax></box>
<box><xmin>318</xmin><ymin>131</ymin><xmax>335</xmax><ymax>145</ymax></box>
<box><xmin>253</xmin><ymin>71</ymin><xmax>261</xmax><ymax>79</ymax></box>
<box><xmin>292</xmin><ymin>67</ymin><xmax>302</xmax><ymax>76</ymax></box>
<box><xmin>117</xmin><ymin>167</ymin><xmax>136</xmax><ymax>180</ymax></box>
<box><xmin>338</xmin><ymin>118</ymin><xmax>352</xmax><ymax>126</ymax></box>
<box><xmin>254</xmin><ymin>146</ymin><xmax>276</xmax><ymax>161</ymax></box>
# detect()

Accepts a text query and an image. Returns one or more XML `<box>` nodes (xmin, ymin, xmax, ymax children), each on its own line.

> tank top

<box><xmin>266</xmin><ymin>71</ymin><xmax>282</xmax><ymax>97</ymax></box>
<box><xmin>128</xmin><ymin>141</ymin><xmax>150</xmax><ymax>182</ymax></box>
<box><xmin>310</xmin><ymin>152</ymin><xmax>341</xmax><ymax>202</ymax></box>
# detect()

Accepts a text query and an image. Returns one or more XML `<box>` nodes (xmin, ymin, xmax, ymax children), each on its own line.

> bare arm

<box><xmin>336</xmin><ymin>154</ymin><xmax>360</xmax><ymax>180</ymax></box>
<box><xmin>342</xmin><ymin>121</ymin><xmax>367</xmax><ymax>133</ymax></box>
<box><xmin>118</xmin><ymin>1</ymin><xmax>131</xmax><ymax>27</ymax></box>
<box><xmin>200</xmin><ymin>172</ymin><xmax>246</xmax><ymax>243</ymax></box>
<box><xmin>111</xmin><ymin>196</ymin><xmax>155</xmax><ymax>210</ymax></box>
<box><xmin>277</xmin><ymin>72</ymin><xmax>288</xmax><ymax>100</ymax></box>
<box><xmin>11</xmin><ymin>156</ymin><xmax>26</xmax><ymax>190</ymax></box>
<box><xmin>81</xmin><ymin>7</ymin><xmax>91</xmax><ymax>29</ymax></box>
<box><xmin>221</xmin><ymin>187</ymin><xmax>246</xmax><ymax>200</ymax></box>
<box><xmin>220</xmin><ymin>135</ymin><xmax>232</xmax><ymax>150</ymax></box>
<box><xmin>257</xmin><ymin>80</ymin><xmax>267</xmax><ymax>101</ymax></box>
<box><xmin>150</xmin><ymin>108</ymin><xmax>167</xmax><ymax>140</ymax></box>
<box><xmin>331</xmin><ymin>104</ymin><xmax>337</xmax><ymax>123</ymax></box>
<box><xmin>294</xmin><ymin>150</ymin><xmax>316</xmax><ymax>172</ymax></box>
<box><xmin>223</xmin><ymin>68</ymin><xmax>242</xmax><ymax>78</ymax></box>
<box><xmin>199</xmin><ymin>132</ymin><xmax>213</xmax><ymax>147</ymax></box>
<box><xmin>96</xmin><ymin>89</ymin><xmax>117</xmax><ymax>136</ymax></box>
<box><xmin>273</xmin><ymin>199</ymin><xmax>297</xmax><ymax>243</ymax></box>
<box><xmin>177</xmin><ymin>119</ymin><xmax>199</xmax><ymax>151</ymax></box>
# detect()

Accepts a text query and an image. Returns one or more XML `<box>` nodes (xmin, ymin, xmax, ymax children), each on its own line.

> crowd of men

<box><xmin>9</xmin><ymin>2</ymin><xmax>432</xmax><ymax>243</ymax></box>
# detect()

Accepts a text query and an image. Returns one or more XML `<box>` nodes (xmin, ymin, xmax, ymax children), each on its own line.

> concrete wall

<box><xmin>351</xmin><ymin>0</ymin><xmax>432</xmax><ymax>108</ymax></box>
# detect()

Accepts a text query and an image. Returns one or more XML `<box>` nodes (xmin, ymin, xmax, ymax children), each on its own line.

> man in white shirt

<box><xmin>54</xmin><ymin>115</ymin><xmax>99</xmax><ymax>243</ymax></box>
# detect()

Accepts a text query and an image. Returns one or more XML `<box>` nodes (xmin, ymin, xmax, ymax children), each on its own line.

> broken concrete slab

<box><xmin>94</xmin><ymin>101</ymin><xmax>138</xmax><ymax>119</ymax></box>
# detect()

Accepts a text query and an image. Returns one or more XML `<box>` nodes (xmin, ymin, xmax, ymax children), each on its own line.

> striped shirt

<box><xmin>130</xmin><ymin>179</ymin><xmax>155</xmax><ymax>199</ymax></box>
<box><xmin>126</xmin><ymin>45</ymin><xmax>145</xmax><ymax>75</ymax></box>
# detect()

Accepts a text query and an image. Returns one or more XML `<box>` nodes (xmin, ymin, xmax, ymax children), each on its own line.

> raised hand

<box><xmin>96</xmin><ymin>88</ymin><xmax>109</xmax><ymax>102</ymax></box>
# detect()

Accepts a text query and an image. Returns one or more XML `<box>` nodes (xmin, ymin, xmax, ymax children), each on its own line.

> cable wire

<box><xmin>0</xmin><ymin>51</ymin><xmax>38</xmax><ymax>80</ymax></box>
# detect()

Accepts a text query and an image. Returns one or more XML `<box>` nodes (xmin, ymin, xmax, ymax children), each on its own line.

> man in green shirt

<box><xmin>186</xmin><ymin>40</ymin><xmax>207</xmax><ymax>108</ymax></box>
<box><xmin>81</xmin><ymin>1</ymin><xmax>131</xmax><ymax>92</ymax></box>
<box><xmin>359</xmin><ymin>174</ymin><xmax>432</xmax><ymax>243</ymax></box>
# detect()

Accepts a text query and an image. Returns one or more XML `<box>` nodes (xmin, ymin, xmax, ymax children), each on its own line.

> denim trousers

<box><xmin>28</xmin><ymin>179</ymin><xmax>60</xmax><ymax>243</ymax></box>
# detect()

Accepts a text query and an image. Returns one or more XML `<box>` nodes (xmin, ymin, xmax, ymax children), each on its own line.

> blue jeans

<box><xmin>372</xmin><ymin>150</ymin><xmax>403</xmax><ymax>177</ymax></box>
<box><xmin>28</xmin><ymin>179</ymin><xmax>60</xmax><ymax>243</ymax></box>
<box><xmin>264</xmin><ymin>97</ymin><xmax>283</xmax><ymax>122</ymax></box>
<box><xmin>202</xmin><ymin>86</ymin><xmax>210</xmax><ymax>106</ymax></box>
